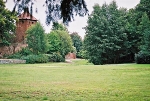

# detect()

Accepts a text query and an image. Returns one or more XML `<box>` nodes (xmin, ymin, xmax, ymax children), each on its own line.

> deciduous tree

<box><xmin>0</xmin><ymin>0</ymin><xmax>17</xmax><ymax>46</ymax></box>
<box><xmin>70</xmin><ymin>32</ymin><xmax>82</xmax><ymax>56</ymax></box>
<box><xmin>26</xmin><ymin>22</ymin><xmax>48</xmax><ymax>54</ymax></box>
<box><xmin>84</xmin><ymin>1</ymin><xmax>129</xmax><ymax>65</ymax></box>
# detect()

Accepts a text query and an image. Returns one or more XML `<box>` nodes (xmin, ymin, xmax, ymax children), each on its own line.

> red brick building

<box><xmin>0</xmin><ymin>10</ymin><xmax>38</xmax><ymax>56</ymax></box>
<box><xmin>15</xmin><ymin>10</ymin><xmax>37</xmax><ymax>43</ymax></box>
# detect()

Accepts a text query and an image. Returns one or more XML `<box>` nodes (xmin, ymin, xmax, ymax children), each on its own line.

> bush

<box><xmin>135</xmin><ymin>52</ymin><xmax>150</xmax><ymax>64</ymax></box>
<box><xmin>77</xmin><ymin>50</ymin><xmax>88</xmax><ymax>59</ymax></box>
<box><xmin>47</xmin><ymin>53</ymin><xmax>65</xmax><ymax>62</ymax></box>
<box><xmin>19</xmin><ymin>48</ymin><xmax>33</xmax><ymax>56</ymax></box>
<box><xmin>22</xmin><ymin>54</ymin><xmax>49</xmax><ymax>64</ymax></box>
<box><xmin>7</xmin><ymin>48</ymin><xmax>33</xmax><ymax>59</ymax></box>
<box><xmin>7</xmin><ymin>52</ymin><xmax>22</xmax><ymax>59</ymax></box>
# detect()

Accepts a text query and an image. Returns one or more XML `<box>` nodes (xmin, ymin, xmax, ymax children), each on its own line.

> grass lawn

<box><xmin>0</xmin><ymin>59</ymin><xmax>150</xmax><ymax>101</ymax></box>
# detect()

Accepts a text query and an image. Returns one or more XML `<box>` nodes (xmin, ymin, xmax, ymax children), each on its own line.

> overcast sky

<box><xmin>6</xmin><ymin>0</ymin><xmax>140</xmax><ymax>38</ymax></box>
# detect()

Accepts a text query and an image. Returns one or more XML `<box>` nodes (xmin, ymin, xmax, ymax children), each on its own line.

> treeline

<box><xmin>83</xmin><ymin>0</ymin><xmax>150</xmax><ymax>65</ymax></box>
<box><xmin>7</xmin><ymin>22</ymin><xmax>83</xmax><ymax>63</ymax></box>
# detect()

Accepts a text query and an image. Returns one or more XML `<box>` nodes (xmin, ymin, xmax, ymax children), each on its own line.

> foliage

<box><xmin>7</xmin><ymin>52</ymin><xmax>22</xmax><ymax>59</ymax></box>
<box><xmin>52</xmin><ymin>22</ymin><xmax>68</xmax><ymax>31</ymax></box>
<box><xmin>7</xmin><ymin>48</ymin><xmax>33</xmax><ymax>59</ymax></box>
<box><xmin>22</xmin><ymin>54</ymin><xmax>49</xmax><ymax>64</ymax></box>
<box><xmin>10</xmin><ymin>0</ymin><xmax>88</xmax><ymax>25</ymax></box>
<box><xmin>56</xmin><ymin>30</ymin><xmax>73</xmax><ymax>56</ymax></box>
<box><xmin>26</xmin><ymin>22</ymin><xmax>48</xmax><ymax>54</ymax></box>
<box><xmin>139</xmin><ymin>13</ymin><xmax>150</xmax><ymax>53</ymax></box>
<box><xmin>135</xmin><ymin>0</ymin><xmax>150</xmax><ymax>20</ymax></box>
<box><xmin>0</xmin><ymin>0</ymin><xmax>17</xmax><ymax>46</ymax></box>
<box><xmin>84</xmin><ymin>1</ymin><xmax>128</xmax><ymax>65</ymax></box>
<box><xmin>46</xmin><ymin>52</ymin><xmax>65</xmax><ymax>62</ymax></box>
<box><xmin>135</xmin><ymin>52</ymin><xmax>150</xmax><ymax>64</ymax></box>
<box><xmin>70</xmin><ymin>32</ymin><xmax>82</xmax><ymax>57</ymax></box>
<box><xmin>47</xmin><ymin>31</ymin><xmax>61</xmax><ymax>54</ymax></box>
<box><xmin>18</xmin><ymin>48</ymin><xmax>33</xmax><ymax>56</ymax></box>
<box><xmin>135</xmin><ymin>13</ymin><xmax>150</xmax><ymax>64</ymax></box>
<box><xmin>47</xmin><ymin>24</ymin><xmax>73</xmax><ymax>57</ymax></box>
<box><xmin>77</xmin><ymin>49</ymin><xmax>88</xmax><ymax>59</ymax></box>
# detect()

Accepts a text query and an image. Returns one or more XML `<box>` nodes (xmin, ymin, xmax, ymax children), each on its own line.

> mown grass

<box><xmin>0</xmin><ymin>59</ymin><xmax>150</xmax><ymax>101</ymax></box>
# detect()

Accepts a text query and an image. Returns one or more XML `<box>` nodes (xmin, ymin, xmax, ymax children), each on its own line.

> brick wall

<box><xmin>15</xmin><ymin>19</ymin><xmax>37</xmax><ymax>43</ymax></box>
<box><xmin>0</xmin><ymin>43</ymin><xmax>27</xmax><ymax>58</ymax></box>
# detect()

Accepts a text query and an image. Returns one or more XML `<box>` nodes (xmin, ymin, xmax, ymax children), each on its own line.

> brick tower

<box><xmin>15</xmin><ymin>8</ymin><xmax>37</xmax><ymax>43</ymax></box>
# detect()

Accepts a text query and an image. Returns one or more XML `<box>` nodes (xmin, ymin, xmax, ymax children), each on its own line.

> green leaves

<box><xmin>84</xmin><ymin>1</ymin><xmax>129</xmax><ymax>65</ymax></box>
<box><xmin>47</xmin><ymin>23</ymin><xmax>73</xmax><ymax>57</ymax></box>
<box><xmin>26</xmin><ymin>22</ymin><xmax>48</xmax><ymax>54</ymax></box>
<box><xmin>70</xmin><ymin>32</ymin><xmax>82</xmax><ymax>53</ymax></box>
<box><xmin>0</xmin><ymin>0</ymin><xmax>17</xmax><ymax>46</ymax></box>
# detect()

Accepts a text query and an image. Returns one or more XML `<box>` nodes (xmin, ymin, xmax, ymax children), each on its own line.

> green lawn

<box><xmin>0</xmin><ymin>60</ymin><xmax>150</xmax><ymax>101</ymax></box>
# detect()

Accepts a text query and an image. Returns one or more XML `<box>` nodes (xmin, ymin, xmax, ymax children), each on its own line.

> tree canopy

<box><xmin>0</xmin><ymin>0</ymin><xmax>17</xmax><ymax>46</ymax></box>
<box><xmin>9</xmin><ymin>0</ymin><xmax>88</xmax><ymax>25</ymax></box>
<box><xmin>26</xmin><ymin>22</ymin><xmax>48</xmax><ymax>54</ymax></box>
<box><xmin>47</xmin><ymin>22</ymin><xmax>73</xmax><ymax>57</ymax></box>
<box><xmin>83</xmin><ymin>0</ymin><xmax>150</xmax><ymax>64</ymax></box>
<box><xmin>70</xmin><ymin>32</ymin><xmax>82</xmax><ymax>55</ymax></box>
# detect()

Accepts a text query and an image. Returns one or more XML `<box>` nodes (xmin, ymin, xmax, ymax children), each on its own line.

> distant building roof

<box><xmin>18</xmin><ymin>11</ymin><xmax>37</xmax><ymax>21</ymax></box>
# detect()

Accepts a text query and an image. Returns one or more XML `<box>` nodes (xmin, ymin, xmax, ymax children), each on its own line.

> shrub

<box><xmin>135</xmin><ymin>52</ymin><xmax>150</xmax><ymax>64</ymax></box>
<box><xmin>22</xmin><ymin>54</ymin><xmax>49</xmax><ymax>64</ymax></box>
<box><xmin>7</xmin><ymin>52</ymin><xmax>22</xmax><ymax>59</ymax></box>
<box><xmin>47</xmin><ymin>53</ymin><xmax>65</xmax><ymax>62</ymax></box>
<box><xmin>19</xmin><ymin>48</ymin><xmax>33</xmax><ymax>56</ymax></box>
<box><xmin>77</xmin><ymin>50</ymin><xmax>88</xmax><ymax>59</ymax></box>
<box><xmin>7</xmin><ymin>48</ymin><xmax>33</xmax><ymax>59</ymax></box>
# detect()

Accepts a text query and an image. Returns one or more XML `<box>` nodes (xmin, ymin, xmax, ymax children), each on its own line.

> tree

<box><xmin>26</xmin><ymin>22</ymin><xmax>48</xmax><ymax>54</ymax></box>
<box><xmin>47</xmin><ymin>22</ymin><xmax>73</xmax><ymax>57</ymax></box>
<box><xmin>84</xmin><ymin>1</ymin><xmax>128</xmax><ymax>65</ymax></box>
<box><xmin>52</xmin><ymin>22</ymin><xmax>68</xmax><ymax>31</ymax></box>
<box><xmin>47</xmin><ymin>31</ymin><xmax>61</xmax><ymax>54</ymax></box>
<box><xmin>124</xmin><ymin>9</ymin><xmax>140</xmax><ymax>56</ymax></box>
<box><xmin>8</xmin><ymin>0</ymin><xmax>88</xmax><ymax>25</ymax></box>
<box><xmin>84</xmin><ymin>4</ymin><xmax>109</xmax><ymax>65</ymax></box>
<box><xmin>0</xmin><ymin>0</ymin><xmax>17</xmax><ymax>46</ymax></box>
<box><xmin>70</xmin><ymin>32</ymin><xmax>82</xmax><ymax>57</ymax></box>
<box><xmin>135</xmin><ymin>0</ymin><xmax>150</xmax><ymax>19</ymax></box>
<box><xmin>139</xmin><ymin>13</ymin><xmax>150</xmax><ymax>54</ymax></box>
<box><xmin>47</xmin><ymin>30</ymin><xmax>73</xmax><ymax>57</ymax></box>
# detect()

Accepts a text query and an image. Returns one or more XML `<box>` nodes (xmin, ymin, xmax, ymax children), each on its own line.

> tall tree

<box><xmin>47</xmin><ymin>30</ymin><xmax>73</xmax><ymax>57</ymax></box>
<box><xmin>26</xmin><ymin>22</ymin><xmax>48</xmax><ymax>54</ymax></box>
<box><xmin>135</xmin><ymin>0</ymin><xmax>150</xmax><ymax>19</ymax></box>
<box><xmin>84</xmin><ymin>1</ymin><xmax>128</xmax><ymax>65</ymax></box>
<box><xmin>47</xmin><ymin>22</ymin><xmax>73</xmax><ymax>57</ymax></box>
<box><xmin>139</xmin><ymin>13</ymin><xmax>150</xmax><ymax>54</ymax></box>
<box><xmin>47</xmin><ymin>31</ymin><xmax>61</xmax><ymax>54</ymax></box>
<box><xmin>8</xmin><ymin>0</ymin><xmax>88</xmax><ymax>25</ymax></box>
<box><xmin>70</xmin><ymin>32</ymin><xmax>82</xmax><ymax>55</ymax></box>
<box><xmin>0</xmin><ymin>0</ymin><xmax>17</xmax><ymax>46</ymax></box>
<box><xmin>135</xmin><ymin>13</ymin><xmax>150</xmax><ymax>64</ymax></box>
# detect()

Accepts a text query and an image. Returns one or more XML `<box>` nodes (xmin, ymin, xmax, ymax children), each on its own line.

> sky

<box><xmin>5</xmin><ymin>0</ymin><xmax>140</xmax><ymax>39</ymax></box>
